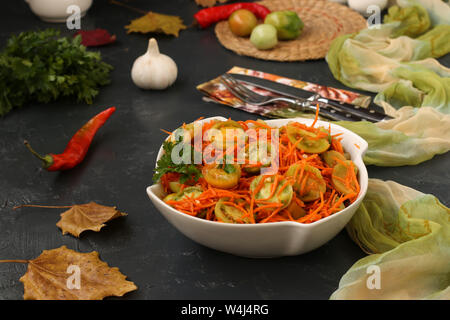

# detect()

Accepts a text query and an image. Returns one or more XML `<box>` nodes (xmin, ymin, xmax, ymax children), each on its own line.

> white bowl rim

<box><xmin>147</xmin><ymin>116</ymin><xmax>368</xmax><ymax>230</ymax></box>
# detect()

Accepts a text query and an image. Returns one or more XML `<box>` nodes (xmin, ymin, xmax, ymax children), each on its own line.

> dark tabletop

<box><xmin>0</xmin><ymin>0</ymin><xmax>449</xmax><ymax>300</ymax></box>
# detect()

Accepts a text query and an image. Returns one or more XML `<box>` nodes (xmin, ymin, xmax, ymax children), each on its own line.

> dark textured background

<box><xmin>0</xmin><ymin>0</ymin><xmax>448</xmax><ymax>300</ymax></box>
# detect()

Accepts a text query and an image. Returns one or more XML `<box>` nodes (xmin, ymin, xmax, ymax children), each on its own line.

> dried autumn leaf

<box><xmin>125</xmin><ymin>11</ymin><xmax>187</xmax><ymax>37</ymax></box>
<box><xmin>56</xmin><ymin>202</ymin><xmax>127</xmax><ymax>237</ymax></box>
<box><xmin>195</xmin><ymin>0</ymin><xmax>229</xmax><ymax>8</ymax></box>
<box><xmin>74</xmin><ymin>29</ymin><xmax>116</xmax><ymax>47</ymax></box>
<box><xmin>0</xmin><ymin>246</ymin><xmax>137</xmax><ymax>300</ymax></box>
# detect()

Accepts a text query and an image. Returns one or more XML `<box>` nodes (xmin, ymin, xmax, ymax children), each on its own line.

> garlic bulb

<box><xmin>131</xmin><ymin>38</ymin><xmax>177</xmax><ymax>90</ymax></box>
<box><xmin>348</xmin><ymin>0</ymin><xmax>388</xmax><ymax>16</ymax></box>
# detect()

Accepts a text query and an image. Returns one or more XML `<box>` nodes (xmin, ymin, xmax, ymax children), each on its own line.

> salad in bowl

<box><xmin>147</xmin><ymin>116</ymin><xmax>368</xmax><ymax>257</ymax></box>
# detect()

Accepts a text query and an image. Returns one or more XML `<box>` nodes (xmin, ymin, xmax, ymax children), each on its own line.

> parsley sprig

<box><xmin>0</xmin><ymin>29</ymin><xmax>113</xmax><ymax>116</ymax></box>
<box><xmin>152</xmin><ymin>139</ymin><xmax>202</xmax><ymax>184</ymax></box>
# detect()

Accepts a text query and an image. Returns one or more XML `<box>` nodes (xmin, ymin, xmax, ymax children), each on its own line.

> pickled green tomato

<box><xmin>244</xmin><ymin>142</ymin><xmax>273</xmax><ymax>174</ymax></box>
<box><xmin>286</xmin><ymin>163</ymin><xmax>326</xmax><ymax>202</ymax></box>
<box><xmin>215</xmin><ymin>198</ymin><xmax>251</xmax><ymax>224</ymax></box>
<box><xmin>250</xmin><ymin>24</ymin><xmax>278</xmax><ymax>50</ymax></box>
<box><xmin>168</xmin><ymin>181</ymin><xmax>181</xmax><ymax>193</ymax></box>
<box><xmin>228</xmin><ymin>9</ymin><xmax>258</xmax><ymax>37</ymax></box>
<box><xmin>250</xmin><ymin>175</ymin><xmax>293</xmax><ymax>209</ymax></box>
<box><xmin>163</xmin><ymin>193</ymin><xmax>179</xmax><ymax>202</ymax></box>
<box><xmin>264</xmin><ymin>10</ymin><xmax>304</xmax><ymax>40</ymax></box>
<box><xmin>163</xmin><ymin>186</ymin><xmax>203</xmax><ymax>202</ymax></box>
<box><xmin>322</xmin><ymin>150</ymin><xmax>346</xmax><ymax>168</ymax></box>
<box><xmin>286</xmin><ymin>123</ymin><xmax>330</xmax><ymax>154</ymax></box>
<box><xmin>202</xmin><ymin>164</ymin><xmax>241</xmax><ymax>189</ymax></box>
<box><xmin>332</xmin><ymin>160</ymin><xmax>359</xmax><ymax>195</ymax></box>
<box><xmin>170</xmin><ymin>122</ymin><xmax>194</xmax><ymax>143</ymax></box>
<box><xmin>210</xmin><ymin>120</ymin><xmax>246</xmax><ymax>150</ymax></box>
<box><xmin>286</xmin><ymin>199</ymin><xmax>306</xmax><ymax>219</ymax></box>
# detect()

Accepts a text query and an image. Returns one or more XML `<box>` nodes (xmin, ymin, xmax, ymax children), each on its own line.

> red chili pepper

<box><xmin>24</xmin><ymin>107</ymin><xmax>116</xmax><ymax>171</ymax></box>
<box><xmin>194</xmin><ymin>2</ymin><xmax>271</xmax><ymax>28</ymax></box>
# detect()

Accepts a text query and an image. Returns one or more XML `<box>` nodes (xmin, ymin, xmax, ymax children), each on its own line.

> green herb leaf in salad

<box><xmin>218</xmin><ymin>163</ymin><xmax>236</xmax><ymax>174</ymax></box>
<box><xmin>152</xmin><ymin>139</ymin><xmax>202</xmax><ymax>184</ymax></box>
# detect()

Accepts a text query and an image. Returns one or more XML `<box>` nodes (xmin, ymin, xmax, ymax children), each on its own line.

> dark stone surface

<box><xmin>0</xmin><ymin>0</ymin><xmax>448</xmax><ymax>300</ymax></box>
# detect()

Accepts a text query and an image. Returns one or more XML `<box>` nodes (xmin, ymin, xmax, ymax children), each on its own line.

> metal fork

<box><xmin>220</xmin><ymin>74</ymin><xmax>366</xmax><ymax>122</ymax></box>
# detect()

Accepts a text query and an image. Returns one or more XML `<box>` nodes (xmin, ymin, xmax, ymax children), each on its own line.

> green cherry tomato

<box><xmin>250</xmin><ymin>24</ymin><xmax>278</xmax><ymax>50</ymax></box>
<box><xmin>215</xmin><ymin>198</ymin><xmax>252</xmax><ymax>224</ymax></box>
<box><xmin>286</xmin><ymin>123</ymin><xmax>330</xmax><ymax>154</ymax></box>
<box><xmin>228</xmin><ymin>9</ymin><xmax>258</xmax><ymax>37</ymax></box>
<box><xmin>264</xmin><ymin>10</ymin><xmax>304</xmax><ymax>40</ymax></box>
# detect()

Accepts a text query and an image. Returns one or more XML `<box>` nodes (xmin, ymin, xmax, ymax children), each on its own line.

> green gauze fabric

<box><xmin>336</xmin><ymin>107</ymin><xmax>450</xmax><ymax>166</ymax></box>
<box><xmin>384</xmin><ymin>4</ymin><xmax>431</xmax><ymax>38</ymax></box>
<box><xmin>330</xmin><ymin>179</ymin><xmax>450</xmax><ymax>300</ymax></box>
<box><xmin>326</xmin><ymin>0</ymin><xmax>450</xmax><ymax>166</ymax></box>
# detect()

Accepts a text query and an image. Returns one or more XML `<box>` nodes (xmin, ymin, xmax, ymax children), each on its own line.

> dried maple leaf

<box><xmin>0</xmin><ymin>246</ymin><xmax>137</xmax><ymax>300</ymax></box>
<box><xmin>125</xmin><ymin>11</ymin><xmax>187</xmax><ymax>37</ymax></box>
<box><xmin>74</xmin><ymin>29</ymin><xmax>116</xmax><ymax>47</ymax></box>
<box><xmin>195</xmin><ymin>0</ymin><xmax>229</xmax><ymax>7</ymax></box>
<box><xmin>56</xmin><ymin>202</ymin><xmax>127</xmax><ymax>237</ymax></box>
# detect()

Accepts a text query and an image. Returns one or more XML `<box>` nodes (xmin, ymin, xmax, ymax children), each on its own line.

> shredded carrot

<box><xmin>160</xmin><ymin>128</ymin><xmax>172</xmax><ymax>135</ymax></box>
<box><xmin>159</xmin><ymin>118</ymin><xmax>360</xmax><ymax>225</ymax></box>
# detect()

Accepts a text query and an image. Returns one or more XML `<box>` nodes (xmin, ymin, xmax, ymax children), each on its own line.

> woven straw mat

<box><xmin>215</xmin><ymin>0</ymin><xmax>367</xmax><ymax>61</ymax></box>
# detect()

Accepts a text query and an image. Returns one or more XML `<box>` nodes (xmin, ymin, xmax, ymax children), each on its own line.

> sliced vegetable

<box><xmin>286</xmin><ymin>163</ymin><xmax>326</xmax><ymax>202</ymax></box>
<box><xmin>322</xmin><ymin>150</ymin><xmax>347</xmax><ymax>168</ymax></box>
<box><xmin>286</xmin><ymin>199</ymin><xmax>306</xmax><ymax>219</ymax></box>
<box><xmin>209</xmin><ymin>120</ymin><xmax>246</xmax><ymax>150</ymax></box>
<box><xmin>250</xmin><ymin>175</ymin><xmax>293</xmax><ymax>209</ymax></box>
<box><xmin>170</xmin><ymin>122</ymin><xmax>195</xmax><ymax>143</ymax></box>
<box><xmin>202</xmin><ymin>163</ymin><xmax>241</xmax><ymax>189</ymax></box>
<box><xmin>164</xmin><ymin>186</ymin><xmax>203</xmax><ymax>203</ymax></box>
<box><xmin>168</xmin><ymin>181</ymin><xmax>181</xmax><ymax>193</ymax></box>
<box><xmin>178</xmin><ymin>186</ymin><xmax>204</xmax><ymax>200</ymax></box>
<box><xmin>332</xmin><ymin>160</ymin><xmax>359</xmax><ymax>195</ymax></box>
<box><xmin>215</xmin><ymin>198</ymin><xmax>251</xmax><ymax>223</ymax></box>
<box><xmin>163</xmin><ymin>193</ymin><xmax>180</xmax><ymax>202</ymax></box>
<box><xmin>244</xmin><ymin>142</ymin><xmax>273</xmax><ymax>174</ymax></box>
<box><xmin>286</xmin><ymin>123</ymin><xmax>330</xmax><ymax>154</ymax></box>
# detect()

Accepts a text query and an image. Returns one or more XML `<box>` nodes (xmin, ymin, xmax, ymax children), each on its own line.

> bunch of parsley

<box><xmin>0</xmin><ymin>29</ymin><xmax>113</xmax><ymax>116</ymax></box>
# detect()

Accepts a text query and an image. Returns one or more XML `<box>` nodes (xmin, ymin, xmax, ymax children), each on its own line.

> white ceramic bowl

<box><xmin>25</xmin><ymin>0</ymin><xmax>93</xmax><ymax>23</ymax></box>
<box><xmin>146</xmin><ymin>116</ymin><xmax>368</xmax><ymax>258</ymax></box>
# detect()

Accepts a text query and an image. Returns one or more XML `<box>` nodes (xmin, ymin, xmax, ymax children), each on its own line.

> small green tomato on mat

<box><xmin>228</xmin><ymin>9</ymin><xmax>258</xmax><ymax>37</ymax></box>
<box><xmin>264</xmin><ymin>10</ymin><xmax>304</xmax><ymax>40</ymax></box>
<box><xmin>250</xmin><ymin>24</ymin><xmax>278</xmax><ymax>50</ymax></box>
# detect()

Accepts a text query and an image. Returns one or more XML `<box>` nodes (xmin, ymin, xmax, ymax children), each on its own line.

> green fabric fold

<box><xmin>326</xmin><ymin>0</ymin><xmax>450</xmax><ymax>167</ymax></box>
<box><xmin>331</xmin><ymin>179</ymin><xmax>450</xmax><ymax>300</ymax></box>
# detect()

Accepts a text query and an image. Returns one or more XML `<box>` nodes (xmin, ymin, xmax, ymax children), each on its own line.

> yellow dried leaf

<box><xmin>1</xmin><ymin>246</ymin><xmax>137</xmax><ymax>300</ymax></box>
<box><xmin>56</xmin><ymin>202</ymin><xmax>126</xmax><ymax>237</ymax></box>
<box><xmin>195</xmin><ymin>0</ymin><xmax>229</xmax><ymax>7</ymax></box>
<box><xmin>125</xmin><ymin>11</ymin><xmax>187</xmax><ymax>37</ymax></box>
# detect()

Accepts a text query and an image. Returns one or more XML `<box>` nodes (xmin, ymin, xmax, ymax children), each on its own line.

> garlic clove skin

<box><xmin>131</xmin><ymin>38</ymin><xmax>178</xmax><ymax>90</ymax></box>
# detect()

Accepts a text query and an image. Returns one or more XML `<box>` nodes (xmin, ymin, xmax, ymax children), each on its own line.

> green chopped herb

<box><xmin>0</xmin><ymin>29</ymin><xmax>113</xmax><ymax>116</ymax></box>
<box><xmin>152</xmin><ymin>139</ymin><xmax>202</xmax><ymax>184</ymax></box>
